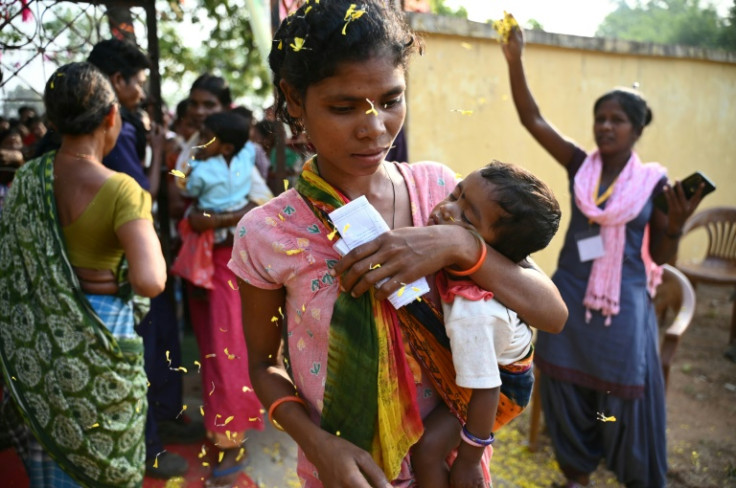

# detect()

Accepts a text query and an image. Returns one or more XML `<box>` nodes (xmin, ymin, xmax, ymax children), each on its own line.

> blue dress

<box><xmin>535</xmin><ymin>148</ymin><xmax>668</xmax><ymax>487</ymax></box>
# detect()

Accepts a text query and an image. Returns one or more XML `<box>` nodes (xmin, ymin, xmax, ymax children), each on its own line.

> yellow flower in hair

<box><xmin>342</xmin><ymin>4</ymin><xmax>366</xmax><ymax>35</ymax></box>
<box><xmin>291</xmin><ymin>37</ymin><xmax>306</xmax><ymax>52</ymax></box>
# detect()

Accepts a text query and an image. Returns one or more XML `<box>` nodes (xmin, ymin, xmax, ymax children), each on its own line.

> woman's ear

<box><xmin>105</xmin><ymin>103</ymin><xmax>119</xmax><ymax>129</ymax></box>
<box><xmin>279</xmin><ymin>80</ymin><xmax>304</xmax><ymax>119</ymax></box>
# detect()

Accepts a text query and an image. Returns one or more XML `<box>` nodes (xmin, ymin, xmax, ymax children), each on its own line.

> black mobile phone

<box><xmin>653</xmin><ymin>171</ymin><xmax>716</xmax><ymax>213</ymax></box>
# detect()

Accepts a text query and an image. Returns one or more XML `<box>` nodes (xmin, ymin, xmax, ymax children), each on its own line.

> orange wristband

<box><xmin>268</xmin><ymin>395</ymin><xmax>307</xmax><ymax>431</ymax></box>
<box><xmin>447</xmin><ymin>230</ymin><xmax>487</xmax><ymax>277</ymax></box>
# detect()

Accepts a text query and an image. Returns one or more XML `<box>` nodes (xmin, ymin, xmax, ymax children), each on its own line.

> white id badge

<box><xmin>575</xmin><ymin>228</ymin><xmax>605</xmax><ymax>262</ymax></box>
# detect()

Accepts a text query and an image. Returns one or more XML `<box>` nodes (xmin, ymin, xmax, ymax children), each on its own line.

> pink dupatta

<box><xmin>573</xmin><ymin>150</ymin><xmax>666</xmax><ymax>324</ymax></box>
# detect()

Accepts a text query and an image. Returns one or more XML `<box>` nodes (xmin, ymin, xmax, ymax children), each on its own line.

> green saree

<box><xmin>0</xmin><ymin>152</ymin><xmax>147</xmax><ymax>487</ymax></box>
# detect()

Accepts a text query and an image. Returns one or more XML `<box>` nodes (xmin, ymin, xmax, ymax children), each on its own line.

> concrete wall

<box><xmin>405</xmin><ymin>13</ymin><xmax>736</xmax><ymax>274</ymax></box>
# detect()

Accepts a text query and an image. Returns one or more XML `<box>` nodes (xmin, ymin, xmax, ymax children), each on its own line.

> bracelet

<box><xmin>447</xmin><ymin>230</ymin><xmax>487</xmax><ymax>277</ymax></box>
<box><xmin>460</xmin><ymin>425</ymin><xmax>495</xmax><ymax>447</ymax></box>
<box><xmin>268</xmin><ymin>395</ymin><xmax>307</xmax><ymax>431</ymax></box>
<box><xmin>664</xmin><ymin>229</ymin><xmax>683</xmax><ymax>239</ymax></box>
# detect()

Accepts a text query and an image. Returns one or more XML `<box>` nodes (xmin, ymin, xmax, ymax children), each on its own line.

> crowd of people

<box><xmin>0</xmin><ymin>1</ymin><xmax>707</xmax><ymax>488</ymax></box>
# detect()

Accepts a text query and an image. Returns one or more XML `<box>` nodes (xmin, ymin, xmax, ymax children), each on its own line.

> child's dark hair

<box><xmin>44</xmin><ymin>62</ymin><xmax>117</xmax><ymax>135</ymax></box>
<box><xmin>191</xmin><ymin>73</ymin><xmax>232</xmax><ymax>108</ymax></box>
<box><xmin>594</xmin><ymin>88</ymin><xmax>652</xmax><ymax>134</ymax></box>
<box><xmin>230</xmin><ymin>106</ymin><xmax>254</xmax><ymax>128</ymax></box>
<box><xmin>270</xmin><ymin>0</ymin><xmax>422</xmax><ymax>134</ymax></box>
<box><xmin>87</xmin><ymin>39</ymin><xmax>151</xmax><ymax>81</ymax></box>
<box><xmin>479</xmin><ymin>161</ymin><xmax>561</xmax><ymax>263</ymax></box>
<box><xmin>203</xmin><ymin>112</ymin><xmax>250</xmax><ymax>154</ymax></box>
<box><xmin>254</xmin><ymin>120</ymin><xmax>278</xmax><ymax>139</ymax></box>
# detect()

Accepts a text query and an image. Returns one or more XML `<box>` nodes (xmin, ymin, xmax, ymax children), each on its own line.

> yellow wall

<box><xmin>406</xmin><ymin>14</ymin><xmax>736</xmax><ymax>275</ymax></box>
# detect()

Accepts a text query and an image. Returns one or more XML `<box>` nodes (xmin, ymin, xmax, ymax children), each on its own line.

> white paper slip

<box><xmin>329</xmin><ymin>196</ymin><xmax>429</xmax><ymax>309</ymax></box>
<box><xmin>329</xmin><ymin>196</ymin><xmax>390</xmax><ymax>248</ymax></box>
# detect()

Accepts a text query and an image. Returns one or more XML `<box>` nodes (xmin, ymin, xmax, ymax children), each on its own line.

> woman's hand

<box><xmin>663</xmin><ymin>180</ymin><xmax>705</xmax><ymax>233</ymax></box>
<box><xmin>148</xmin><ymin>122</ymin><xmax>167</xmax><ymax>156</ymax></box>
<box><xmin>240</xmin><ymin>284</ymin><xmax>388</xmax><ymax>488</ymax></box>
<box><xmin>304</xmin><ymin>431</ymin><xmax>391</xmax><ymax>488</ymax></box>
<box><xmin>331</xmin><ymin>225</ymin><xmax>476</xmax><ymax>301</ymax></box>
<box><xmin>501</xmin><ymin>23</ymin><xmax>524</xmax><ymax>64</ymax></box>
<box><xmin>649</xmin><ymin>181</ymin><xmax>705</xmax><ymax>265</ymax></box>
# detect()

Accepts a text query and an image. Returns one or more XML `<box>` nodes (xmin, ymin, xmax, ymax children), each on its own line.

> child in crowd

<box><xmin>172</xmin><ymin>110</ymin><xmax>264</xmax><ymax>482</ymax></box>
<box><xmin>172</xmin><ymin>111</ymin><xmax>255</xmax><ymax>288</ymax></box>
<box><xmin>413</xmin><ymin>160</ymin><xmax>561</xmax><ymax>488</ymax></box>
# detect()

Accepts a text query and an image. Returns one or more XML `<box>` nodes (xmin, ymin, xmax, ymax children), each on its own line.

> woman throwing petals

<box><xmin>500</xmin><ymin>18</ymin><xmax>704</xmax><ymax>488</ymax></box>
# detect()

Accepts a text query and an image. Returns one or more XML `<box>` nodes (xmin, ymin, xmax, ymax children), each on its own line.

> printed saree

<box><xmin>0</xmin><ymin>152</ymin><xmax>148</xmax><ymax>488</ymax></box>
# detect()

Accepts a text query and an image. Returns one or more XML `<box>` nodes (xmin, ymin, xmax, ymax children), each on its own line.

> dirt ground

<box><xmin>490</xmin><ymin>283</ymin><xmax>736</xmax><ymax>488</ymax></box>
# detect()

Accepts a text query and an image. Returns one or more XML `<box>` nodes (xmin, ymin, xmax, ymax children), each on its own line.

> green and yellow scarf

<box><xmin>0</xmin><ymin>152</ymin><xmax>147</xmax><ymax>487</ymax></box>
<box><xmin>296</xmin><ymin>159</ymin><xmax>424</xmax><ymax>480</ymax></box>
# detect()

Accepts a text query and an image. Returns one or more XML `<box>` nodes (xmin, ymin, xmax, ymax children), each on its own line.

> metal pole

<box><xmin>144</xmin><ymin>0</ymin><xmax>172</xmax><ymax>270</ymax></box>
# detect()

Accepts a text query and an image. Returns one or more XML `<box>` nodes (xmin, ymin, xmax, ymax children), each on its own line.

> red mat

<box><xmin>0</xmin><ymin>441</ymin><xmax>258</xmax><ymax>488</ymax></box>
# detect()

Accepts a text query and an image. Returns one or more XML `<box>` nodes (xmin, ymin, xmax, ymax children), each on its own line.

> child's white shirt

<box><xmin>442</xmin><ymin>297</ymin><xmax>532</xmax><ymax>389</ymax></box>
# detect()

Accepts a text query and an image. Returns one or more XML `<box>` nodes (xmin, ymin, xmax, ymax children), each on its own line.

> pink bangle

<box><xmin>447</xmin><ymin>230</ymin><xmax>487</xmax><ymax>277</ymax></box>
<box><xmin>460</xmin><ymin>425</ymin><xmax>495</xmax><ymax>447</ymax></box>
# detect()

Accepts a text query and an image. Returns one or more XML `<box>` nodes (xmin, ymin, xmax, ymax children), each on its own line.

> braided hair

<box><xmin>269</xmin><ymin>0</ymin><xmax>422</xmax><ymax>134</ymax></box>
<box><xmin>44</xmin><ymin>62</ymin><xmax>117</xmax><ymax>135</ymax></box>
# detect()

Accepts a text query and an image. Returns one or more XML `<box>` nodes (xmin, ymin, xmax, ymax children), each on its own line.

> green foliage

<box><xmin>158</xmin><ymin>0</ymin><xmax>270</xmax><ymax>105</ymax></box>
<box><xmin>0</xmin><ymin>1</ymin><xmax>270</xmax><ymax>108</ymax></box>
<box><xmin>526</xmin><ymin>19</ymin><xmax>545</xmax><ymax>31</ymax></box>
<box><xmin>720</xmin><ymin>0</ymin><xmax>736</xmax><ymax>49</ymax></box>
<box><xmin>429</xmin><ymin>0</ymin><xmax>468</xmax><ymax>18</ymax></box>
<box><xmin>596</xmin><ymin>0</ymin><xmax>735</xmax><ymax>51</ymax></box>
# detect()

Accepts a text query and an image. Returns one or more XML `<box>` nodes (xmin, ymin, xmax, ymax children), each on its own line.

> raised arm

<box><xmin>238</xmin><ymin>282</ymin><xmax>392</xmax><ymax>488</ymax></box>
<box><xmin>502</xmin><ymin>24</ymin><xmax>576</xmax><ymax>168</ymax></box>
<box><xmin>332</xmin><ymin>225</ymin><xmax>567</xmax><ymax>333</ymax></box>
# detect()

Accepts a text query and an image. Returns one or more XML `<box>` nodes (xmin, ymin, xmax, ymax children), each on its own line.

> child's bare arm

<box><xmin>451</xmin><ymin>387</ymin><xmax>499</xmax><ymax>488</ymax></box>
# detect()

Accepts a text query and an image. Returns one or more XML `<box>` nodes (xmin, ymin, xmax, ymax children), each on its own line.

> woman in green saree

<box><xmin>0</xmin><ymin>62</ymin><xmax>166</xmax><ymax>487</ymax></box>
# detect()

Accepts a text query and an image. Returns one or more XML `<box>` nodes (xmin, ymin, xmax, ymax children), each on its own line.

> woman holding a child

<box><xmin>228</xmin><ymin>2</ymin><xmax>567</xmax><ymax>487</ymax></box>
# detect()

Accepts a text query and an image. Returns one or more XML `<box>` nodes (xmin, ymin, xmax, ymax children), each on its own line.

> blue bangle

<box><xmin>461</xmin><ymin>425</ymin><xmax>495</xmax><ymax>446</ymax></box>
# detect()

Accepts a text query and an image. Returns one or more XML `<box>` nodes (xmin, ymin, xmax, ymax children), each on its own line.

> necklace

<box><xmin>58</xmin><ymin>151</ymin><xmax>102</xmax><ymax>164</ymax></box>
<box><xmin>383</xmin><ymin>162</ymin><xmax>397</xmax><ymax>229</ymax></box>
